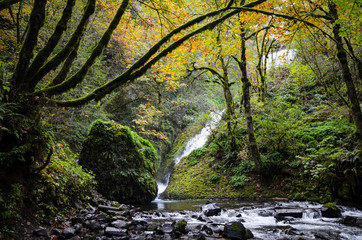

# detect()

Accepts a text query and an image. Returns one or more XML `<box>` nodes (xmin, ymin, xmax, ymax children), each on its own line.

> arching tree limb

<box><xmin>36</xmin><ymin>0</ymin><xmax>129</xmax><ymax>96</ymax></box>
<box><xmin>26</xmin><ymin>0</ymin><xmax>76</xmax><ymax>91</ymax></box>
<box><xmin>12</xmin><ymin>0</ymin><xmax>47</xmax><ymax>94</ymax></box>
<box><xmin>54</xmin><ymin>9</ymin><xmax>245</xmax><ymax>107</ymax></box>
<box><xmin>29</xmin><ymin>0</ymin><xmax>96</xmax><ymax>88</ymax></box>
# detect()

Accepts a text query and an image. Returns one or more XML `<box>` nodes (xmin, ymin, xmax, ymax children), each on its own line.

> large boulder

<box><xmin>79</xmin><ymin>120</ymin><xmax>158</xmax><ymax>204</ymax></box>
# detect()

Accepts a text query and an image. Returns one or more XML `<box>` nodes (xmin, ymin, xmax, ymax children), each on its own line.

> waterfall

<box><xmin>266</xmin><ymin>49</ymin><xmax>296</xmax><ymax>68</ymax></box>
<box><xmin>156</xmin><ymin>111</ymin><xmax>223</xmax><ymax>199</ymax></box>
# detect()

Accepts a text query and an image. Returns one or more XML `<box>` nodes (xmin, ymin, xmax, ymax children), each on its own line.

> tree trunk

<box><xmin>221</xmin><ymin>58</ymin><xmax>236</xmax><ymax>149</ymax></box>
<box><xmin>329</xmin><ymin>3</ymin><xmax>362</xmax><ymax>151</ymax></box>
<box><xmin>239</xmin><ymin>26</ymin><xmax>261</xmax><ymax>173</ymax></box>
<box><xmin>0</xmin><ymin>98</ymin><xmax>47</xmax><ymax>190</ymax></box>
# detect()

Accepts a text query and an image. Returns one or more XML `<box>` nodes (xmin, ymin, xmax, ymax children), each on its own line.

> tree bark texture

<box><xmin>239</xmin><ymin>26</ymin><xmax>261</xmax><ymax>173</ymax></box>
<box><xmin>329</xmin><ymin>3</ymin><xmax>362</xmax><ymax>150</ymax></box>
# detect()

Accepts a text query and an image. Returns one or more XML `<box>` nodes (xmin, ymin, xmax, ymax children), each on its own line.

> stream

<box><xmin>137</xmin><ymin>199</ymin><xmax>362</xmax><ymax>239</ymax></box>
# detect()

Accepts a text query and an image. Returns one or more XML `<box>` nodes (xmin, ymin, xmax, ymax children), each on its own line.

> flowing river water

<box><xmin>138</xmin><ymin>199</ymin><xmax>362</xmax><ymax>239</ymax></box>
<box><xmin>148</xmin><ymin>110</ymin><xmax>362</xmax><ymax>239</ymax></box>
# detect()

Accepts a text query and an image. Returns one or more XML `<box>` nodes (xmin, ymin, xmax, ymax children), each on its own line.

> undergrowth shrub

<box><xmin>261</xmin><ymin>152</ymin><xmax>285</xmax><ymax>177</ymax></box>
<box><xmin>254</xmin><ymin>100</ymin><xmax>303</xmax><ymax>156</ymax></box>
<box><xmin>188</xmin><ymin>147</ymin><xmax>206</xmax><ymax>166</ymax></box>
<box><xmin>232</xmin><ymin>159</ymin><xmax>254</xmax><ymax>175</ymax></box>
<box><xmin>34</xmin><ymin>142</ymin><xmax>96</xmax><ymax>219</ymax></box>
<box><xmin>209</xmin><ymin>173</ymin><xmax>219</xmax><ymax>182</ymax></box>
<box><xmin>0</xmin><ymin>183</ymin><xmax>22</xmax><ymax>238</ymax></box>
<box><xmin>294</xmin><ymin>119</ymin><xmax>359</xmax><ymax>200</ymax></box>
<box><xmin>230</xmin><ymin>175</ymin><xmax>248</xmax><ymax>188</ymax></box>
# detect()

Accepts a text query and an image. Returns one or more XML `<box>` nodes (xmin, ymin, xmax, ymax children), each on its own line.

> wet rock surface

<box><xmin>23</xmin><ymin>196</ymin><xmax>362</xmax><ymax>240</ymax></box>
<box><xmin>201</xmin><ymin>202</ymin><xmax>221</xmax><ymax>217</ymax></box>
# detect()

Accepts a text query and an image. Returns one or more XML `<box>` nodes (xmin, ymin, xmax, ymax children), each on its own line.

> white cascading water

<box><xmin>136</xmin><ymin>200</ymin><xmax>362</xmax><ymax>239</ymax></box>
<box><xmin>156</xmin><ymin>110</ymin><xmax>223</xmax><ymax>198</ymax></box>
<box><xmin>266</xmin><ymin>48</ymin><xmax>296</xmax><ymax>68</ymax></box>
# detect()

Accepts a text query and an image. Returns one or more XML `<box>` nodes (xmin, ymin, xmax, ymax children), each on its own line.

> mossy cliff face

<box><xmin>79</xmin><ymin>120</ymin><xmax>157</xmax><ymax>204</ymax></box>
<box><xmin>164</xmin><ymin>153</ymin><xmax>248</xmax><ymax>199</ymax></box>
<box><xmin>163</xmin><ymin>148</ymin><xmax>335</xmax><ymax>202</ymax></box>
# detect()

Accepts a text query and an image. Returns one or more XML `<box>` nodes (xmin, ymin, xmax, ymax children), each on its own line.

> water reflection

<box><xmin>141</xmin><ymin>199</ymin><xmax>261</xmax><ymax>212</ymax></box>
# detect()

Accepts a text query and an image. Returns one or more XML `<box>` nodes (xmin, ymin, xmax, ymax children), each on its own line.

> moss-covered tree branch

<box><xmin>39</xmin><ymin>3</ymin><xmax>234</xmax><ymax>99</ymax></box>
<box><xmin>54</xmin><ymin>9</ymin><xmax>245</xmax><ymax>107</ymax></box>
<box><xmin>36</xmin><ymin>0</ymin><xmax>129</xmax><ymax>96</ymax></box>
<box><xmin>26</xmin><ymin>0</ymin><xmax>76</xmax><ymax>91</ymax></box>
<box><xmin>49</xmin><ymin>40</ymin><xmax>81</xmax><ymax>87</ymax></box>
<box><xmin>29</xmin><ymin>0</ymin><xmax>96</xmax><ymax>87</ymax></box>
<box><xmin>11</xmin><ymin>0</ymin><xmax>46</xmax><ymax>93</ymax></box>
<box><xmin>192</xmin><ymin>65</ymin><xmax>224</xmax><ymax>84</ymax></box>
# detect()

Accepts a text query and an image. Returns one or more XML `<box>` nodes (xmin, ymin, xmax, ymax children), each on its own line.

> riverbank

<box><xmin>18</xmin><ymin>193</ymin><xmax>362</xmax><ymax>240</ymax></box>
<box><xmin>163</xmin><ymin>150</ymin><xmax>362</xmax><ymax>209</ymax></box>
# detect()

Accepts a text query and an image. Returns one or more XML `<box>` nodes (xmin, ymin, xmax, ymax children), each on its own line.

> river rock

<box><xmin>341</xmin><ymin>216</ymin><xmax>362</xmax><ymax>227</ymax></box>
<box><xmin>62</xmin><ymin>227</ymin><xmax>75</xmax><ymax>239</ymax></box>
<box><xmin>33</xmin><ymin>228</ymin><xmax>48</xmax><ymax>237</ymax></box>
<box><xmin>321</xmin><ymin>205</ymin><xmax>341</xmax><ymax>218</ymax></box>
<box><xmin>314</xmin><ymin>231</ymin><xmax>340</xmax><ymax>240</ymax></box>
<box><xmin>69</xmin><ymin>236</ymin><xmax>81</xmax><ymax>240</ymax></box>
<box><xmin>202</xmin><ymin>203</ymin><xmax>221</xmax><ymax>216</ymax></box>
<box><xmin>245</xmin><ymin>228</ymin><xmax>254</xmax><ymax>239</ymax></box>
<box><xmin>174</xmin><ymin>220</ymin><xmax>187</xmax><ymax>234</ymax></box>
<box><xmin>74</xmin><ymin>223</ymin><xmax>82</xmax><ymax>234</ymax></box>
<box><xmin>161</xmin><ymin>223</ymin><xmax>174</xmax><ymax>233</ymax></box>
<box><xmin>105</xmin><ymin>227</ymin><xmax>127</xmax><ymax>237</ymax></box>
<box><xmin>71</xmin><ymin>217</ymin><xmax>83</xmax><ymax>225</ymax></box>
<box><xmin>274</xmin><ymin>209</ymin><xmax>303</xmax><ymax>221</ymax></box>
<box><xmin>89</xmin><ymin>221</ymin><xmax>102</xmax><ymax>231</ymax></box>
<box><xmin>129</xmin><ymin>220</ymin><xmax>147</xmax><ymax>231</ymax></box>
<box><xmin>259</xmin><ymin>210</ymin><xmax>273</xmax><ymax>217</ymax></box>
<box><xmin>50</xmin><ymin>229</ymin><xmax>61</xmax><ymax>236</ymax></box>
<box><xmin>112</xmin><ymin>220</ymin><xmax>128</xmax><ymax>228</ymax></box>
<box><xmin>223</xmin><ymin>221</ymin><xmax>247</xmax><ymax>240</ymax></box>
<box><xmin>201</xmin><ymin>225</ymin><xmax>213</xmax><ymax>235</ymax></box>
<box><xmin>210</xmin><ymin>224</ymin><xmax>224</xmax><ymax>234</ymax></box>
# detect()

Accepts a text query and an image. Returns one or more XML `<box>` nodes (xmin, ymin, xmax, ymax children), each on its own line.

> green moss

<box><xmin>209</xmin><ymin>173</ymin><xmax>219</xmax><ymax>182</ymax></box>
<box><xmin>175</xmin><ymin>220</ymin><xmax>187</xmax><ymax>233</ymax></box>
<box><xmin>162</xmin><ymin>97</ymin><xmax>359</xmax><ymax>204</ymax></box>
<box><xmin>323</xmin><ymin>202</ymin><xmax>339</xmax><ymax>211</ymax></box>
<box><xmin>165</xmin><ymin>155</ymin><xmax>249</xmax><ymax>199</ymax></box>
<box><xmin>79</xmin><ymin>120</ymin><xmax>158</xmax><ymax>204</ymax></box>
<box><xmin>230</xmin><ymin>175</ymin><xmax>248</xmax><ymax>188</ymax></box>
<box><xmin>188</xmin><ymin>147</ymin><xmax>206</xmax><ymax>166</ymax></box>
<box><xmin>231</xmin><ymin>223</ymin><xmax>242</xmax><ymax>231</ymax></box>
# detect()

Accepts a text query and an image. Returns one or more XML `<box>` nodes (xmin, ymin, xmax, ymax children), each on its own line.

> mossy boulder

<box><xmin>79</xmin><ymin>120</ymin><xmax>158</xmax><ymax>204</ymax></box>
<box><xmin>321</xmin><ymin>202</ymin><xmax>341</xmax><ymax>218</ymax></box>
